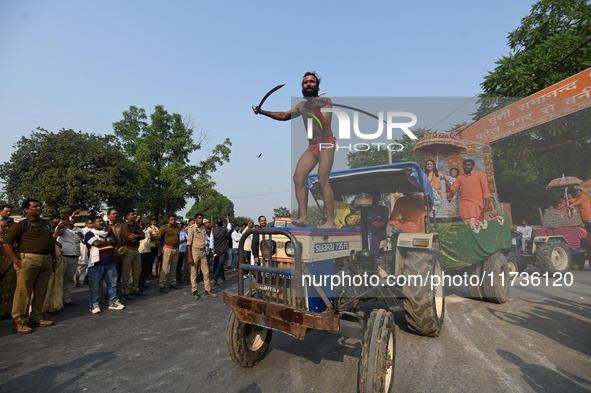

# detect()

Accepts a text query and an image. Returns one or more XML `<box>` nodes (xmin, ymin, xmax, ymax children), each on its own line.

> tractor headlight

<box><xmin>261</xmin><ymin>240</ymin><xmax>277</xmax><ymax>260</ymax></box>
<box><xmin>285</xmin><ymin>241</ymin><xmax>301</xmax><ymax>258</ymax></box>
<box><xmin>285</xmin><ymin>241</ymin><xmax>295</xmax><ymax>257</ymax></box>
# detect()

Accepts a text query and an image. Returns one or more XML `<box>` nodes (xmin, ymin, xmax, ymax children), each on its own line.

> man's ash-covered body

<box><xmin>253</xmin><ymin>71</ymin><xmax>336</xmax><ymax>228</ymax></box>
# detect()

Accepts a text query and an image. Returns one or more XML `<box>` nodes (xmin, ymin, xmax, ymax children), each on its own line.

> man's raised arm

<box><xmin>253</xmin><ymin>105</ymin><xmax>300</xmax><ymax>121</ymax></box>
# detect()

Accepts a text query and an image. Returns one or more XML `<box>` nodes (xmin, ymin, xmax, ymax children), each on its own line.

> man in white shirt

<box><xmin>138</xmin><ymin>220</ymin><xmax>153</xmax><ymax>293</ymax></box>
<box><xmin>515</xmin><ymin>219</ymin><xmax>533</xmax><ymax>251</ymax></box>
<box><xmin>56</xmin><ymin>213</ymin><xmax>82</xmax><ymax>306</ymax></box>
<box><xmin>231</xmin><ymin>223</ymin><xmax>241</xmax><ymax>269</ymax></box>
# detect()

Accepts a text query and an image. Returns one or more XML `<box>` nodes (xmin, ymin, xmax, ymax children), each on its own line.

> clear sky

<box><xmin>0</xmin><ymin>0</ymin><xmax>536</xmax><ymax>221</ymax></box>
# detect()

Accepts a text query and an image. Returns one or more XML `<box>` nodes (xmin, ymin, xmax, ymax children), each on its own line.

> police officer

<box><xmin>187</xmin><ymin>213</ymin><xmax>217</xmax><ymax>300</ymax></box>
<box><xmin>1</xmin><ymin>199</ymin><xmax>56</xmax><ymax>333</ymax></box>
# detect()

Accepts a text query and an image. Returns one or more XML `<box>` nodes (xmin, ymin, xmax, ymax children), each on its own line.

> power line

<box><xmin>427</xmin><ymin>96</ymin><xmax>478</xmax><ymax>131</ymax></box>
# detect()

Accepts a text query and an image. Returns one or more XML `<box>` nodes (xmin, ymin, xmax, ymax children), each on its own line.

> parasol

<box><xmin>413</xmin><ymin>133</ymin><xmax>466</xmax><ymax>164</ymax></box>
<box><xmin>545</xmin><ymin>174</ymin><xmax>583</xmax><ymax>189</ymax></box>
<box><xmin>545</xmin><ymin>174</ymin><xmax>583</xmax><ymax>209</ymax></box>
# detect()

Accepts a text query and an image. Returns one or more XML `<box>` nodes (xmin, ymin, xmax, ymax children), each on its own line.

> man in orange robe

<box><xmin>388</xmin><ymin>193</ymin><xmax>426</xmax><ymax>233</ymax></box>
<box><xmin>569</xmin><ymin>188</ymin><xmax>591</xmax><ymax>231</ymax></box>
<box><xmin>448</xmin><ymin>159</ymin><xmax>496</xmax><ymax>221</ymax></box>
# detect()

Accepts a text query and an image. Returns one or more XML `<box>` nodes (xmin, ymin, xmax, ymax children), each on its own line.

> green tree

<box><xmin>477</xmin><ymin>0</ymin><xmax>591</xmax><ymax>117</ymax></box>
<box><xmin>291</xmin><ymin>206</ymin><xmax>324</xmax><ymax>227</ymax></box>
<box><xmin>273</xmin><ymin>206</ymin><xmax>291</xmax><ymax>219</ymax></box>
<box><xmin>113</xmin><ymin>105</ymin><xmax>231</xmax><ymax>219</ymax></box>
<box><xmin>186</xmin><ymin>189</ymin><xmax>235</xmax><ymax>223</ymax></box>
<box><xmin>475</xmin><ymin>0</ymin><xmax>591</xmax><ymax>223</ymax></box>
<box><xmin>347</xmin><ymin>127</ymin><xmax>434</xmax><ymax>168</ymax></box>
<box><xmin>0</xmin><ymin>128</ymin><xmax>138</xmax><ymax>215</ymax></box>
<box><xmin>234</xmin><ymin>216</ymin><xmax>253</xmax><ymax>225</ymax></box>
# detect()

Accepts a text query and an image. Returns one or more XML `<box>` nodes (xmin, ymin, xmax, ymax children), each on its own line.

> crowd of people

<box><xmin>0</xmin><ymin>199</ymin><xmax>269</xmax><ymax>334</ymax></box>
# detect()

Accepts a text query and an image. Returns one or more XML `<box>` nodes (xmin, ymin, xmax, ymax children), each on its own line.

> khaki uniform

<box><xmin>1</xmin><ymin>215</ymin><xmax>54</xmax><ymax>323</ymax></box>
<box><xmin>158</xmin><ymin>224</ymin><xmax>180</xmax><ymax>288</ymax></box>
<box><xmin>187</xmin><ymin>225</ymin><xmax>210</xmax><ymax>293</ymax></box>
<box><xmin>119</xmin><ymin>221</ymin><xmax>144</xmax><ymax>295</ymax></box>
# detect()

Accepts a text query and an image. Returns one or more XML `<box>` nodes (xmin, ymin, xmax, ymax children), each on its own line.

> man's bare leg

<box><xmin>292</xmin><ymin>148</ymin><xmax>318</xmax><ymax>226</ymax></box>
<box><xmin>317</xmin><ymin>146</ymin><xmax>336</xmax><ymax>228</ymax></box>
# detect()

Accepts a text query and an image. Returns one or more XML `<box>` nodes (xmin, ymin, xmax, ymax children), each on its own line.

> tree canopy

<box><xmin>476</xmin><ymin>0</ymin><xmax>591</xmax><ymax>223</ymax></box>
<box><xmin>186</xmin><ymin>188</ymin><xmax>235</xmax><ymax>223</ymax></box>
<box><xmin>480</xmin><ymin>0</ymin><xmax>591</xmax><ymax>99</ymax></box>
<box><xmin>113</xmin><ymin>105</ymin><xmax>231</xmax><ymax>219</ymax></box>
<box><xmin>234</xmin><ymin>216</ymin><xmax>254</xmax><ymax>225</ymax></box>
<box><xmin>273</xmin><ymin>206</ymin><xmax>291</xmax><ymax>219</ymax></box>
<box><xmin>291</xmin><ymin>206</ymin><xmax>324</xmax><ymax>228</ymax></box>
<box><xmin>0</xmin><ymin>128</ymin><xmax>138</xmax><ymax>215</ymax></box>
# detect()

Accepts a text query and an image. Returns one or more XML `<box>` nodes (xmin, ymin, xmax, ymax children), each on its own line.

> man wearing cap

<box><xmin>187</xmin><ymin>213</ymin><xmax>217</xmax><ymax>300</ymax></box>
<box><xmin>0</xmin><ymin>205</ymin><xmax>12</xmax><ymax>227</ymax></box>
<box><xmin>2</xmin><ymin>199</ymin><xmax>56</xmax><ymax>333</ymax></box>
<box><xmin>157</xmin><ymin>215</ymin><xmax>181</xmax><ymax>292</ymax></box>
<box><xmin>119</xmin><ymin>210</ymin><xmax>145</xmax><ymax>300</ymax></box>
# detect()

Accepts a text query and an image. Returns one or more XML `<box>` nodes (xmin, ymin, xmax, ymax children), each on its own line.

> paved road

<box><xmin>0</xmin><ymin>267</ymin><xmax>590</xmax><ymax>393</ymax></box>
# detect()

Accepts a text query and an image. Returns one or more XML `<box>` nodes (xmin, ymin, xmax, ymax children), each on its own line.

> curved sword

<box><xmin>253</xmin><ymin>84</ymin><xmax>285</xmax><ymax>112</ymax></box>
<box><xmin>331</xmin><ymin>102</ymin><xmax>387</xmax><ymax>124</ymax></box>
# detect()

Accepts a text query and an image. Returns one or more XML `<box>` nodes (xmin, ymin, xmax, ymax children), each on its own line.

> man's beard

<box><xmin>302</xmin><ymin>86</ymin><xmax>319</xmax><ymax>97</ymax></box>
<box><xmin>463</xmin><ymin>168</ymin><xmax>472</xmax><ymax>175</ymax></box>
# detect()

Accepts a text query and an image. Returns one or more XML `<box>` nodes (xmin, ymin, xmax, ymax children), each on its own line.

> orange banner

<box><xmin>460</xmin><ymin>67</ymin><xmax>591</xmax><ymax>144</ymax></box>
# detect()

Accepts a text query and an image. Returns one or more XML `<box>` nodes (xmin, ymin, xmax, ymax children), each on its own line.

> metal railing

<box><xmin>238</xmin><ymin>228</ymin><xmax>303</xmax><ymax>309</ymax></box>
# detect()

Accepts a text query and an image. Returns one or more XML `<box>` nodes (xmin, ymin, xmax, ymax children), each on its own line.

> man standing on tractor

<box><xmin>449</xmin><ymin>159</ymin><xmax>496</xmax><ymax>221</ymax></box>
<box><xmin>569</xmin><ymin>188</ymin><xmax>591</xmax><ymax>232</ymax></box>
<box><xmin>252</xmin><ymin>72</ymin><xmax>336</xmax><ymax>228</ymax></box>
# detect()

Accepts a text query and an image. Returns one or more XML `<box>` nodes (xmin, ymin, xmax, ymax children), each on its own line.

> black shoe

<box><xmin>132</xmin><ymin>291</ymin><xmax>146</xmax><ymax>297</ymax></box>
<box><xmin>204</xmin><ymin>291</ymin><xmax>217</xmax><ymax>298</ymax></box>
<box><xmin>212</xmin><ymin>280</ymin><xmax>219</xmax><ymax>288</ymax></box>
<box><xmin>123</xmin><ymin>293</ymin><xmax>135</xmax><ymax>300</ymax></box>
<box><xmin>64</xmin><ymin>301</ymin><xmax>79</xmax><ymax>307</ymax></box>
<box><xmin>159</xmin><ymin>287</ymin><xmax>169</xmax><ymax>293</ymax></box>
<box><xmin>171</xmin><ymin>284</ymin><xmax>182</xmax><ymax>290</ymax></box>
<box><xmin>192</xmin><ymin>291</ymin><xmax>199</xmax><ymax>301</ymax></box>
